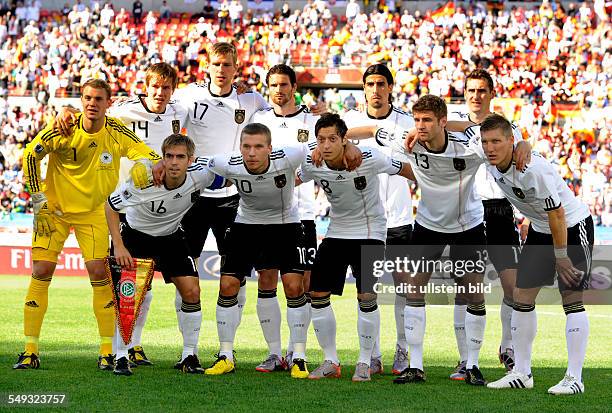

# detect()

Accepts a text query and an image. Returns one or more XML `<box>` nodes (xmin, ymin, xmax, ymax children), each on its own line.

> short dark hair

<box><xmin>362</xmin><ymin>63</ymin><xmax>394</xmax><ymax>86</ymax></box>
<box><xmin>162</xmin><ymin>134</ymin><xmax>195</xmax><ymax>157</ymax></box>
<box><xmin>464</xmin><ymin>69</ymin><xmax>495</xmax><ymax>92</ymax></box>
<box><xmin>81</xmin><ymin>78</ymin><xmax>112</xmax><ymax>99</ymax></box>
<box><xmin>315</xmin><ymin>113</ymin><xmax>348</xmax><ymax>138</ymax></box>
<box><xmin>480</xmin><ymin>113</ymin><xmax>513</xmax><ymax>138</ymax></box>
<box><xmin>412</xmin><ymin>95</ymin><xmax>447</xmax><ymax>119</ymax></box>
<box><xmin>240</xmin><ymin>123</ymin><xmax>272</xmax><ymax>145</ymax></box>
<box><xmin>266</xmin><ymin>64</ymin><xmax>297</xmax><ymax>86</ymax></box>
<box><xmin>363</xmin><ymin>63</ymin><xmax>394</xmax><ymax>104</ymax></box>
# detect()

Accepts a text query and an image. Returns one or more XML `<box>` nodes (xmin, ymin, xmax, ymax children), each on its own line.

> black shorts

<box><xmin>181</xmin><ymin>194</ymin><xmax>239</xmax><ymax>258</ymax></box>
<box><xmin>385</xmin><ymin>224</ymin><xmax>413</xmax><ymax>265</ymax></box>
<box><xmin>410</xmin><ymin>222</ymin><xmax>487</xmax><ymax>272</ymax></box>
<box><xmin>221</xmin><ymin>223</ymin><xmax>306</xmax><ymax>280</ymax></box>
<box><xmin>310</xmin><ymin>238</ymin><xmax>385</xmax><ymax>295</ymax></box>
<box><xmin>386</xmin><ymin>224</ymin><xmax>413</xmax><ymax>245</ymax></box>
<box><xmin>116</xmin><ymin>223</ymin><xmax>198</xmax><ymax>284</ymax></box>
<box><xmin>483</xmin><ymin>198</ymin><xmax>520</xmax><ymax>272</ymax></box>
<box><xmin>301</xmin><ymin>220</ymin><xmax>317</xmax><ymax>271</ymax></box>
<box><xmin>517</xmin><ymin>216</ymin><xmax>594</xmax><ymax>291</ymax></box>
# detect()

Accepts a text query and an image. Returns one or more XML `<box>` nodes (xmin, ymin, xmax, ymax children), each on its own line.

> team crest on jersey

<box><xmin>100</xmin><ymin>152</ymin><xmax>113</xmax><ymax>164</ymax></box>
<box><xmin>234</xmin><ymin>109</ymin><xmax>246</xmax><ymax>124</ymax></box>
<box><xmin>34</xmin><ymin>144</ymin><xmax>44</xmax><ymax>153</ymax></box>
<box><xmin>297</xmin><ymin>129</ymin><xmax>309</xmax><ymax>143</ymax></box>
<box><xmin>453</xmin><ymin>158</ymin><xmax>466</xmax><ymax>171</ymax></box>
<box><xmin>122</xmin><ymin>189</ymin><xmax>132</xmax><ymax>199</ymax></box>
<box><xmin>274</xmin><ymin>174</ymin><xmax>287</xmax><ymax>188</ymax></box>
<box><xmin>191</xmin><ymin>189</ymin><xmax>201</xmax><ymax>203</ymax></box>
<box><xmin>172</xmin><ymin>120</ymin><xmax>181</xmax><ymax>134</ymax></box>
<box><xmin>354</xmin><ymin>176</ymin><xmax>367</xmax><ymax>190</ymax></box>
<box><xmin>512</xmin><ymin>187</ymin><xmax>526</xmax><ymax>199</ymax></box>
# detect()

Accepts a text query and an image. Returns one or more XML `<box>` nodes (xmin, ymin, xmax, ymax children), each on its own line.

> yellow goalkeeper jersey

<box><xmin>23</xmin><ymin>115</ymin><xmax>161</xmax><ymax>214</ymax></box>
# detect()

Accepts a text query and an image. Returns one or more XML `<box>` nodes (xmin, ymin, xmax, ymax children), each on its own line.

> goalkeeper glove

<box><xmin>32</xmin><ymin>193</ymin><xmax>56</xmax><ymax>236</ymax></box>
<box><xmin>130</xmin><ymin>160</ymin><xmax>154</xmax><ymax>189</ymax></box>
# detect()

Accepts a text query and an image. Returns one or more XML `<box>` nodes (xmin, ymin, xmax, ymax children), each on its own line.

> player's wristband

<box><xmin>554</xmin><ymin>248</ymin><xmax>568</xmax><ymax>259</ymax></box>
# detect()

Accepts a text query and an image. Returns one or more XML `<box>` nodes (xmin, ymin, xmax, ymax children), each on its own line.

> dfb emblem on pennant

<box><xmin>354</xmin><ymin>176</ymin><xmax>367</xmax><ymax>190</ymax></box>
<box><xmin>453</xmin><ymin>158</ymin><xmax>466</xmax><ymax>171</ymax></box>
<box><xmin>297</xmin><ymin>129</ymin><xmax>309</xmax><ymax>143</ymax></box>
<box><xmin>234</xmin><ymin>109</ymin><xmax>246</xmax><ymax>124</ymax></box>
<box><xmin>172</xmin><ymin>120</ymin><xmax>181</xmax><ymax>134</ymax></box>
<box><xmin>274</xmin><ymin>174</ymin><xmax>287</xmax><ymax>188</ymax></box>
<box><xmin>106</xmin><ymin>257</ymin><xmax>154</xmax><ymax>345</ymax></box>
<box><xmin>191</xmin><ymin>189</ymin><xmax>201</xmax><ymax>203</ymax></box>
<box><xmin>512</xmin><ymin>187</ymin><xmax>525</xmax><ymax>199</ymax></box>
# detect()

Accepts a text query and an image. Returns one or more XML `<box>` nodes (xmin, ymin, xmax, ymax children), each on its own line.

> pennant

<box><xmin>106</xmin><ymin>257</ymin><xmax>155</xmax><ymax>346</ymax></box>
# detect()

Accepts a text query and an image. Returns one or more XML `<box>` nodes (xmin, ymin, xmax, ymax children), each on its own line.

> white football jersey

<box><xmin>108</xmin><ymin>96</ymin><xmax>188</xmax><ymax>184</ymax></box>
<box><xmin>298</xmin><ymin>146</ymin><xmax>403</xmax><ymax>241</ymax></box>
<box><xmin>251</xmin><ymin>105</ymin><xmax>319</xmax><ymax>221</ymax></box>
<box><xmin>449</xmin><ymin>110</ymin><xmax>522</xmax><ymax>201</ymax></box>
<box><xmin>108</xmin><ymin>165</ymin><xmax>224</xmax><ymax>236</ymax></box>
<box><xmin>375</xmin><ymin>128</ymin><xmax>485</xmax><ymax>233</ymax></box>
<box><xmin>343</xmin><ymin>106</ymin><xmax>414</xmax><ymax>229</ymax></box>
<box><xmin>487</xmin><ymin>152</ymin><xmax>590</xmax><ymax>234</ymax></box>
<box><xmin>200</xmin><ymin>144</ymin><xmax>312</xmax><ymax>225</ymax></box>
<box><xmin>173</xmin><ymin>83</ymin><xmax>269</xmax><ymax>198</ymax></box>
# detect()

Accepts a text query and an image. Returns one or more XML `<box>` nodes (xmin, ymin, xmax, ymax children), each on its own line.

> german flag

<box><xmin>431</xmin><ymin>2</ymin><xmax>455</xmax><ymax>23</ymax></box>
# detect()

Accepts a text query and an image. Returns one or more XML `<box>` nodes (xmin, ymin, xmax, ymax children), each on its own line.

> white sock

<box><xmin>257</xmin><ymin>290</ymin><xmax>282</xmax><ymax>356</ymax></box>
<box><xmin>236</xmin><ymin>281</ymin><xmax>247</xmax><ymax>326</ymax></box>
<box><xmin>404</xmin><ymin>305</ymin><xmax>426</xmax><ymax>370</ymax></box>
<box><xmin>288</xmin><ymin>301</ymin><xmax>311</xmax><ymax>356</ymax></box>
<box><xmin>287</xmin><ymin>296</ymin><xmax>309</xmax><ymax>360</ymax></box>
<box><xmin>395</xmin><ymin>294</ymin><xmax>407</xmax><ymax>350</ymax></box>
<box><xmin>357</xmin><ymin>304</ymin><xmax>380</xmax><ymax>366</ymax></box>
<box><xmin>180</xmin><ymin>301</ymin><xmax>202</xmax><ymax>361</ymax></box>
<box><xmin>465</xmin><ymin>306</ymin><xmax>486</xmax><ymax>368</ymax></box>
<box><xmin>131</xmin><ymin>289</ymin><xmax>152</xmax><ymax>347</ymax></box>
<box><xmin>371</xmin><ymin>327</ymin><xmax>382</xmax><ymax>359</ymax></box>
<box><xmin>454</xmin><ymin>304</ymin><xmax>467</xmax><ymax>362</ymax></box>
<box><xmin>500</xmin><ymin>298</ymin><xmax>514</xmax><ymax>351</ymax></box>
<box><xmin>511</xmin><ymin>307</ymin><xmax>537</xmax><ymax>376</ymax></box>
<box><xmin>565</xmin><ymin>310</ymin><xmax>589</xmax><ymax>382</ymax></box>
<box><xmin>312</xmin><ymin>304</ymin><xmax>338</xmax><ymax>364</ymax></box>
<box><xmin>115</xmin><ymin>325</ymin><xmax>129</xmax><ymax>359</ymax></box>
<box><xmin>216</xmin><ymin>295</ymin><xmax>240</xmax><ymax>361</ymax></box>
<box><xmin>175</xmin><ymin>289</ymin><xmax>182</xmax><ymax>333</ymax></box>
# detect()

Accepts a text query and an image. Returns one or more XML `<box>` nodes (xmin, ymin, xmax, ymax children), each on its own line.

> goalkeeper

<box><xmin>13</xmin><ymin>79</ymin><xmax>161</xmax><ymax>371</ymax></box>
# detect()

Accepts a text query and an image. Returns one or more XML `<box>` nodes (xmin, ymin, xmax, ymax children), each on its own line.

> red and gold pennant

<box><xmin>106</xmin><ymin>257</ymin><xmax>155</xmax><ymax>345</ymax></box>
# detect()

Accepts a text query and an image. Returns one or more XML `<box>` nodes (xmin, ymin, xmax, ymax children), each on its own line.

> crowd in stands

<box><xmin>0</xmin><ymin>0</ymin><xmax>609</xmax><ymax>228</ymax></box>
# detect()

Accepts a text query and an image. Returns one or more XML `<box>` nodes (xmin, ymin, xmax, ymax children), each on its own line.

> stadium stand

<box><xmin>0</xmin><ymin>0</ymin><xmax>609</xmax><ymax>228</ymax></box>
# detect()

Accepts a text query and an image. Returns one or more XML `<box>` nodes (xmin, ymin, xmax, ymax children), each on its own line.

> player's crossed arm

<box><xmin>397</xmin><ymin>161</ymin><xmax>416</xmax><ymax>182</ymax></box>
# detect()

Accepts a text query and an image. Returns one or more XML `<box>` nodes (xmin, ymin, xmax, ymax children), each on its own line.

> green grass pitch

<box><xmin>0</xmin><ymin>275</ymin><xmax>610</xmax><ymax>412</ymax></box>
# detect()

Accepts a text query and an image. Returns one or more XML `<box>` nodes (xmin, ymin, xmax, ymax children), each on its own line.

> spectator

<box><xmin>228</xmin><ymin>0</ymin><xmax>243</xmax><ymax>31</ymax></box>
<box><xmin>202</xmin><ymin>1</ymin><xmax>215</xmax><ymax>20</ymax></box>
<box><xmin>345</xmin><ymin>0</ymin><xmax>360</xmax><ymax>22</ymax></box>
<box><xmin>218</xmin><ymin>0</ymin><xmax>229</xmax><ymax>30</ymax></box>
<box><xmin>144</xmin><ymin>10</ymin><xmax>156</xmax><ymax>41</ymax></box>
<box><xmin>132</xmin><ymin>0</ymin><xmax>143</xmax><ymax>24</ymax></box>
<box><xmin>160</xmin><ymin>0</ymin><xmax>172</xmax><ymax>22</ymax></box>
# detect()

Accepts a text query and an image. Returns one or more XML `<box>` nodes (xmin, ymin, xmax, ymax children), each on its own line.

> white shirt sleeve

<box><xmin>297</xmin><ymin>158</ymin><xmax>314</xmax><ymax>183</ymax></box>
<box><xmin>370</xmin><ymin>147</ymin><xmax>402</xmax><ymax>176</ymax></box>
<box><xmin>374</xmin><ymin>127</ymin><xmax>407</xmax><ymax>154</ymax></box>
<box><xmin>526</xmin><ymin>163</ymin><xmax>562</xmax><ymax>212</ymax></box>
<box><xmin>107</xmin><ymin>180</ymin><xmax>144</xmax><ymax>211</ymax></box>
